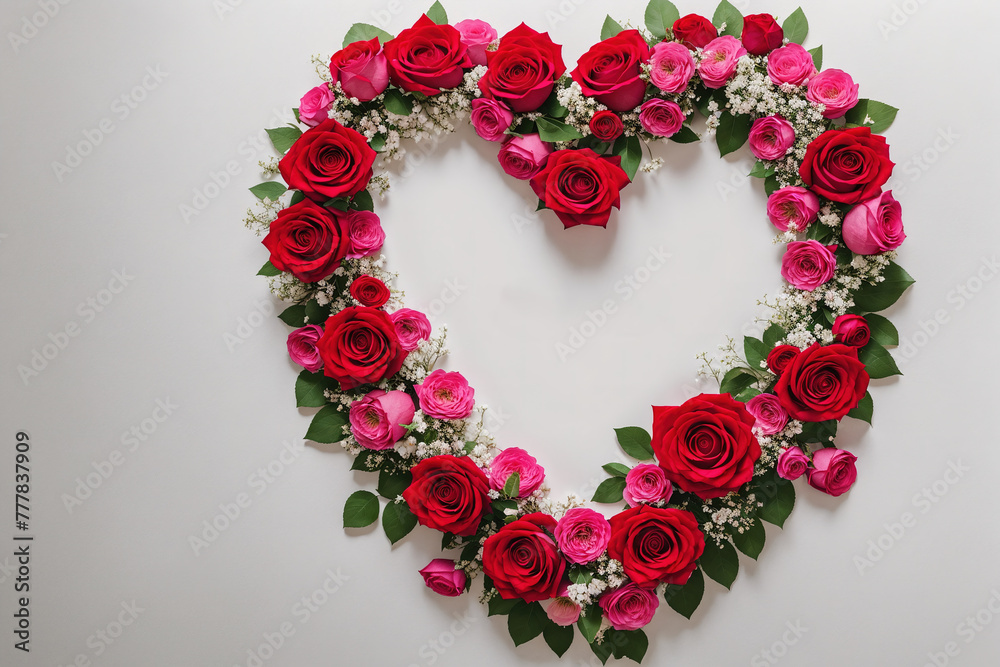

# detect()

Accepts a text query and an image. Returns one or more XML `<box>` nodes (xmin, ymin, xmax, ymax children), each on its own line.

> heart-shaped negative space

<box><xmin>244</xmin><ymin>1</ymin><xmax>911</xmax><ymax>663</ymax></box>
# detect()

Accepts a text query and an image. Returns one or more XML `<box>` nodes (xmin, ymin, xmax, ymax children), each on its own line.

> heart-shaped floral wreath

<box><xmin>244</xmin><ymin>1</ymin><xmax>912</xmax><ymax>662</ymax></box>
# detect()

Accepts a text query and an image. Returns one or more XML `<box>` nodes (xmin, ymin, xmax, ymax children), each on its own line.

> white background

<box><xmin>2</xmin><ymin>0</ymin><xmax>998</xmax><ymax>665</ymax></box>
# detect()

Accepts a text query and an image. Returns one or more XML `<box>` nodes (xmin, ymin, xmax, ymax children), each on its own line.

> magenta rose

<box><xmin>623</xmin><ymin>464</ymin><xmax>672</xmax><ymax>506</ymax></box>
<box><xmin>349</xmin><ymin>389</ymin><xmax>415</xmax><ymax>450</ymax></box>
<box><xmin>546</xmin><ymin>585</ymin><xmax>582</xmax><ymax>626</ymax></box>
<box><xmin>781</xmin><ymin>241</ymin><xmax>837</xmax><ymax>291</ymax></box>
<box><xmin>415</xmin><ymin>369</ymin><xmax>475</xmax><ymax>420</ymax></box>
<box><xmin>344</xmin><ymin>210</ymin><xmax>386</xmax><ymax>259</ymax></box>
<box><xmin>454</xmin><ymin>19</ymin><xmax>497</xmax><ymax>66</ymax></box>
<box><xmin>498</xmin><ymin>133</ymin><xmax>553</xmax><ymax>180</ymax></box>
<box><xmin>389</xmin><ymin>308</ymin><xmax>431</xmax><ymax>352</ymax></box>
<box><xmin>749</xmin><ymin>115</ymin><xmax>796</xmax><ymax>161</ymax></box>
<box><xmin>488</xmin><ymin>447</ymin><xmax>545</xmax><ymax>498</ymax></box>
<box><xmin>599</xmin><ymin>583</ymin><xmax>659</xmax><ymax>631</ymax></box>
<box><xmin>329</xmin><ymin>38</ymin><xmax>390</xmax><ymax>102</ymax></box>
<box><xmin>777</xmin><ymin>446</ymin><xmax>810</xmax><ymax>481</ymax></box>
<box><xmin>298</xmin><ymin>85</ymin><xmax>335</xmax><ymax>127</ymax></box>
<box><xmin>571</xmin><ymin>30</ymin><xmax>650</xmax><ymax>111</ymax></box>
<box><xmin>766</xmin><ymin>43</ymin><xmax>817</xmax><ymax>86</ymax></box>
<box><xmin>807</xmin><ymin>69</ymin><xmax>860</xmax><ymax>119</ymax></box>
<box><xmin>807</xmin><ymin>448</ymin><xmax>858</xmax><ymax>496</ymax></box>
<box><xmin>698</xmin><ymin>36</ymin><xmax>747</xmax><ymax>89</ymax></box>
<box><xmin>832</xmin><ymin>314</ymin><xmax>871</xmax><ymax>348</ymax></box>
<box><xmin>470</xmin><ymin>98</ymin><xmax>513</xmax><ymax>142</ymax></box>
<box><xmin>287</xmin><ymin>324</ymin><xmax>324</xmax><ymax>372</ymax></box>
<box><xmin>745</xmin><ymin>394</ymin><xmax>789</xmax><ymax>436</ymax></box>
<box><xmin>649</xmin><ymin>41</ymin><xmax>695</xmax><ymax>93</ymax></box>
<box><xmin>842</xmin><ymin>190</ymin><xmax>905</xmax><ymax>255</ymax></box>
<box><xmin>553</xmin><ymin>507</ymin><xmax>611</xmax><ymax>564</ymax></box>
<box><xmin>418</xmin><ymin>559</ymin><xmax>466</xmax><ymax>597</ymax></box>
<box><xmin>639</xmin><ymin>99</ymin><xmax>684</xmax><ymax>138</ymax></box>
<box><xmin>767</xmin><ymin>186</ymin><xmax>820</xmax><ymax>232</ymax></box>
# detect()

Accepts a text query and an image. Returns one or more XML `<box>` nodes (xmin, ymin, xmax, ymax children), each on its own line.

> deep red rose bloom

<box><xmin>479</xmin><ymin>23</ymin><xmax>566</xmax><ymax>113</ymax></box>
<box><xmin>349</xmin><ymin>275</ymin><xmax>391</xmax><ymax>308</ymax></box>
<box><xmin>607</xmin><ymin>506</ymin><xmax>705</xmax><ymax>588</ymax></box>
<box><xmin>589</xmin><ymin>110</ymin><xmax>624</xmax><ymax>142</ymax></box>
<box><xmin>571</xmin><ymin>30</ymin><xmax>650</xmax><ymax>112</ymax></box>
<box><xmin>767</xmin><ymin>344</ymin><xmax>801</xmax><ymax>376</ymax></box>
<box><xmin>482</xmin><ymin>513</ymin><xmax>566</xmax><ymax>602</ymax></box>
<box><xmin>402</xmin><ymin>455</ymin><xmax>490</xmax><ymax>537</ymax></box>
<box><xmin>652</xmin><ymin>393</ymin><xmax>761</xmax><ymax>499</ymax></box>
<box><xmin>317</xmin><ymin>306</ymin><xmax>407</xmax><ymax>389</ymax></box>
<box><xmin>774</xmin><ymin>343</ymin><xmax>870</xmax><ymax>421</ymax></box>
<box><xmin>262</xmin><ymin>200</ymin><xmax>349</xmax><ymax>283</ymax></box>
<box><xmin>799</xmin><ymin>127</ymin><xmax>895</xmax><ymax>205</ymax></box>
<box><xmin>529</xmin><ymin>148</ymin><xmax>631</xmax><ymax>229</ymax></box>
<box><xmin>672</xmin><ymin>14</ymin><xmax>717</xmax><ymax>49</ymax></box>
<box><xmin>832</xmin><ymin>314</ymin><xmax>871</xmax><ymax>348</ymax></box>
<box><xmin>279</xmin><ymin>119</ymin><xmax>376</xmax><ymax>203</ymax></box>
<box><xmin>383</xmin><ymin>14</ymin><xmax>472</xmax><ymax>96</ymax></box>
<box><xmin>741</xmin><ymin>14</ymin><xmax>784</xmax><ymax>55</ymax></box>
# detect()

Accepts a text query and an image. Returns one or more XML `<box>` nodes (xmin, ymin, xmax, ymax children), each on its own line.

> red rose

<box><xmin>383</xmin><ymin>15</ymin><xmax>472</xmax><ymax>96</ymax></box>
<box><xmin>262</xmin><ymin>200</ymin><xmax>349</xmax><ymax>283</ymax></box>
<box><xmin>529</xmin><ymin>148</ymin><xmax>631</xmax><ymax>228</ymax></box>
<box><xmin>589</xmin><ymin>110</ymin><xmax>624</xmax><ymax>142</ymax></box>
<box><xmin>767</xmin><ymin>344</ymin><xmax>801</xmax><ymax>376</ymax></box>
<box><xmin>571</xmin><ymin>30</ymin><xmax>650</xmax><ymax>112</ymax></box>
<box><xmin>800</xmin><ymin>128</ymin><xmax>895</xmax><ymax>205</ymax></box>
<box><xmin>774</xmin><ymin>343</ymin><xmax>870</xmax><ymax>421</ymax></box>
<box><xmin>279</xmin><ymin>119</ymin><xmax>376</xmax><ymax>203</ymax></box>
<box><xmin>317</xmin><ymin>306</ymin><xmax>407</xmax><ymax>389</ymax></box>
<box><xmin>672</xmin><ymin>14</ymin><xmax>717</xmax><ymax>49</ymax></box>
<box><xmin>832</xmin><ymin>314</ymin><xmax>871</xmax><ymax>348</ymax></box>
<box><xmin>482</xmin><ymin>513</ymin><xmax>566</xmax><ymax>602</ymax></box>
<box><xmin>349</xmin><ymin>275</ymin><xmax>390</xmax><ymax>308</ymax></box>
<box><xmin>741</xmin><ymin>14</ymin><xmax>783</xmax><ymax>55</ymax></box>
<box><xmin>479</xmin><ymin>23</ymin><xmax>566</xmax><ymax>113</ymax></box>
<box><xmin>402</xmin><ymin>455</ymin><xmax>490</xmax><ymax>537</ymax></box>
<box><xmin>652</xmin><ymin>393</ymin><xmax>761</xmax><ymax>499</ymax></box>
<box><xmin>607</xmin><ymin>506</ymin><xmax>704</xmax><ymax>588</ymax></box>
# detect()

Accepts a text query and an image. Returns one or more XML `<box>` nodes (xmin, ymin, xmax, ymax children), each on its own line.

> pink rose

<box><xmin>389</xmin><ymin>308</ymin><xmax>431</xmax><ymax>351</ymax></box>
<box><xmin>470</xmin><ymin>98</ymin><xmax>513</xmax><ymax>142</ymax></box>
<box><xmin>806</xmin><ymin>69</ymin><xmax>860</xmax><ymax>119</ymax></box>
<box><xmin>546</xmin><ymin>585</ymin><xmax>582</xmax><ymax>626</ymax></box>
<box><xmin>415</xmin><ymin>369</ymin><xmax>476</xmax><ymax>420</ymax></box>
<box><xmin>777</xmin><ymin>446</ymin><xmax>810</xmax><ymax>481</ymax></box>
<box><xmin>781</xmin><ymin>241</ymin><xmax>837</xmax><ymax>291</ymax></box>
<box><xmin>553</xmin><ymin>507</ymin><xmax>611</xmax><ymax>564</ymax></box>
<box><xmin>419</xmin><ymin>559</ymin><xmax>466</xmax><ymax>597</ymax></box>
<box><xmin>842</xmin><ymin>191</ymin><xmax>905</xmax><ymax>255</ymax></box>
<box><xmin>298</xmin><ymin>85</ymin><xmax>335</xmax><ymax>127</ymax></box>
<box><xmin>329</xmin><ymin>37</ymin><xmax>390</xmax><ymax>102</ymax></box>
<box><xmin>488</xmin><ymin>447</ymin><xmax>545</xmax><ymax>497</ymax></box>
<box><xmin>498</xmin><ymin>133</ymin><xmax>553</xmax><ymax>180</ymax></box>
<box><xmin>748</xmin><ymin>115</ymin><xmax>796</xmax><ymax>161</ymax></box>
<box><xmin>698</xmin><ymin>36</ymin><xmax>747</xmax><ymax>89</ymax></box>
<box><xmin>766</xmin><ymin>43</ymin><xmax>816</xmax><ymax>86</ymax></box>
<box><xmin>648</xmin><ymin>41</ymin><xmax>695</xmax><ymax>94</ymax></box>
<box><xmin>598</xmin><ymin>583</ymin><xmax>659</xmax><ymax>631</ymax></box>
<box><xmin>454</xmin><ymin>19</ymin><xmax>497</xmax><ymax>66</ymax></box>
<box><xmin>766</xmin><ymin>186</ymin><xmax>820</xmax><ymax>232</ymax></box>
<box><xmin>639</xmin><ymin>99</ymin><xmax>684</xmax><ymax>138</ymax></box>
<box><xmin>807</xmin><ymin>448</ymin><xmax>858</xmax><ymax>496</ymax></box>
<box><xmin>745</xmin><ymin>394</ymin><xmax>789</xmax><ymax>436</ymax></box>
<box><xmin>349</xmin><ymin>389</ymin><xmax>415</xmax><ymax>450</ymax></box>
<box><xmin>623</xmin><ymin>464</ymin><xmax>673</xmax><ymax>506</ymax></box>
<box><xmin>287</xmin><ymin>324</ymin><xmax>324</xmax><ymax>372</ymax></box>
<box><xmin>344</xmin><ymin>210</ymin><xmax>386</xmax><ymax>259</ymax></box>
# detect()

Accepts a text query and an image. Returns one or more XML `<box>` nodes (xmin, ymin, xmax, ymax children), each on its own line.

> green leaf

<box><xmin>304</xmin><ymin>298</ymin><xmax>329</xmax><ymax>324</ymax></box>
<box><xmin>720</xmin><ymin>367</ymin><xmax>756</xmax><ymax>396</ymax></box>
<box><xmin>731</xmin><ymin>517</ymin><xmax>766</xmax><ymax>560</ymax></box>
<box><xmin>425</xmin><ymin>0</ymin><xmax>447</xmax><ymax>25</ymax></box>
<box><xmin>845</xmin><ymin>99</ymin><xmax>899</xmax><ymax>134</ymax></box>
<box><xmin>601</xmin><ymin>15</ymin><xmax>624</xmax><ymax>40</ymax></box>
<box><xmin>342</xmin><ymin>23</ymin><xmax>394</xmax><ymax>49</ymax></box>
<box><xmin>848</xmin><ymin>391</ymin><xmax>874</xmax><ymax>425</ymax></box>
<box><xmin>351</xmin><ymin>189</ymin><xmax>374</xmax><ymax>212</ymax></box>
<box><xmin>289</xmin><ymin>191</ymin><xmax>305</xmax><ymax>205</ymax></box>
<box><xmin>864</xmin><ymin>313</ymin><xmax>899</xmax><ymax>347</ymax></box>
<box><xmin>712</xmin><ymin>0</ymin><xmax>743</xmax><ymax>37</ymax></box>
<box><xmin>808</xmin><ymin>45</ymin><xmax>823</xmax><ymax>70</ymax></box>
<box><xmin>568</xmin><ymin>568</ymin><xmax>593</xmax><ymax>585</ymax></box>
<box><xmin>669</xmin><ymin>125</ymin><xmax>700</xmax><ymax>144</ymax></box>
<box><xmin>744</xmin><ymin>336</ymin><xmax>769</xmax><ymax>371</ymax></box>
<box><xmin>614</xmin><ymin>427</ymin><xmax>654</xmax><ymax>461</ymax></box>
<box><xmin>323</xmin><ymin>197</ymin><xmax>350</xmax><ymax>211</ymax></box>
<box><xmin>536</xmin><ymin>117</ymin><xmax>584</xmax><ymax>143</ymax></box>
<box><xmin>748</xmin><ymin>161</ymin><xmax>775</xmax><ymax>179</ymax></box>
<box><xmin>764</xmin><ymin>172</ymin><xmax>780</xmax><ymax>196</ymax></box>
<box><xmin>257</xmin><ymin>261</ymin><xmax>280</xmax><ymax>277</ymax></box>
<box><xmin>295</xmin><ymin>370</ymin><xmax>328</xmax><ymax>408</ymax></box>
<box><xmin>798</xmin><ymin>419</ymin><xmax>838</xmax><ymax>444</ymax></box>
<box><xmin>699</xmin><ymin>538</ymin><xmax>739</xmax><ymax>589</ymax></box>
<box><xmin>250</xmin><ymin>182</ymin><xmax>287</xmax><ymax>201</ymax></box>
<box><xmin>539</xmin><ymin>94</ymin><xmax>569</xmax><ymax>119</ymax></box>
<box><xmin>665</xmin><ymin>567</ymin><xmax>704</xmax><ymax>619</ymax></box>
<box><xmin>577</xmin><ymin>604</ymin><xmax>602</xmax><ymax>644</ymax></box>
<box><xmin>502</xmin><ymin>471</ymin><xmax>521</xmax><ymax>498</ymax></box>
<box><xmin>763</xmin><ymin>323</ymin><xmax>786</xmax><ymax>348</ymax></box>
<box><xmin>854</xmin><ymin>262</ymin><xmax>915</xmax><ymax>312</ymax></box>
<box><xmin>782</xmin><ymin>7</ymin><xmax>808</xmax><ymax>44</ymax></box>
<box><xmin>369</xmin><ymin>134</ymin><xmax>386</xmax><ymax>152</ymax></box>
<box><xmin>590</xmin><ymin>637</ymin><xmax>613</xmax><ymax>665</ymax></box>
<box><xmin>383</xmin><ymin>88</ymin><xmax>413</xmax><ymax>116</ymax></box>
<box><xmin>602</xmin><ymin>462</ymin><xmax>631</xmax><ymax>478</ymax></box>
<box><xmin>488</xmin><ymin>595</ymin><xmax>520</xmax><ymax>616</ymax></box>
<box><xmin>592</xmin><ymin>477</ymin><xmax>627</xmax><ymax>503</ymax></box>
<box><xmin>266</xmin><ymin>126</ymin><xmax>302</xmax><ymax>155</ymax></box>
<box><xmin>377</xmin><ymin>469</ymin><xmax>412</xmax><ymax>499</ymax></box>
<box><xmin>278</xmin><ymin>304</ymin><xmax>306</xmax><ymax>327</ymax></box>
<box><xmin>305</xmin><ymin>405</ymin><xmax>348</xmax><ymax>444</ymax></box>
<box><xmin>644</xmin><ymin>0</ymin><xmax>681</xmax><ymax>39</ymax></box>
<box><xmin>508</xmin><ymin>601</ymin><xmax>546</xmax><ymax>646</ymax></box>
<box><xmin>759</xmin><ymin>481</ymin><xmax>795</xmax><ymax>528</ymax></box>
<box><xmin>613</xmin><ymin>629</ymin><xmax>649</xmax><ymax>662</ymax></box>
<box><xmin>543</xmin><ymin>622</ymin><xmax>574</xmax><ymax>658</ymax></box>
<box><xmin>343</xmin><ymin>490</ymin><xmax>379</xmax><ymax>528</ymax></box>
<box><xmin>613</xmin><ymin>134</ymin><xmax>642</xmax><ymax>181</ymax></box>
<box><xmin>382</xmin><ymin>500</ymin><xmax>417</xmax><ymax>544</ymax></box>
<box><xmin>716</xmin><ymin>111</ymin><xmax>752</xmax><ymax>157</ymax></box>
<box><xmin>859</xmin><ymin>341</ymin><xmax>902</xmax><ymax>379</ymax></box>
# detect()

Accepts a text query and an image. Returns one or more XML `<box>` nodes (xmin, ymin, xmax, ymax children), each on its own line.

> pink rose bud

<box><xmin>766</xmin><ymin>43</ymin><xmax>817</xmax><ymax>86</ymax></box>
<box><xmin>745</xmin><ymin>394</ymin><xmax>789</xmax><ymax>435</ymax></box>
<box><xmin>389</xmin><ymin>308</ymin><xmax>431</xmax><ymax>352</ymax></box>
<box><xmin>419</xmin><ymin>559</ymin><xmax>466</xmax><ymax>597</ymax></box>
<box><xmin>287</xmin><ymin>324</ymin><xmax>324</xmax><ymax>372</ymax></box>
<box><xmin>553</xmin><ymin>507</ymin><xmax>611</xmax><ymax>564</ymax></box>
<box><xmin>546</xmin><ymin>595</ymin><xmax>582</xmax><ymax>626</ymax></box>
<box><xmin>806</xmin><ymin>69</ymin><xmax>860</xmax><ymax>119</ymax></box>
<box><xmin>344</xmin><ymin>210</ymin><xmax>386</xmax><ymax>259</ymax></box>
<box><xmin>841</xmin><ymin>191</ymin><xmax>905</xmax><ymax>255</ymax></box>
<box><xmin>454</xmin><ymin>19</ymin><xmax>497</xmax><ymax>66</ymax></box>
<box><xmin>498</xmin><ymin>133</ymin><xmax>553</xmax><ymax>180</ymax></box>
<box><xmin>832</xmin><ymin>314</ymin><xmax>871</xmax><ymax>348</ymax></box>
<box><xmin>748</xmin><ymin>115</ymin><xmax>796</xmax><ymax>161</ymax></box>
<box><xmin>488</xmin><ymin>447</ymin><xmax>545</xmax><ymax>497</ymax></box>
<box><xmin>349</xmin><ymin>389</ymin><xmax>415</xmax><ymax>450</ymax></box>
<box><xmin>298</xmin><ymin>85</ymin><xmax>335</xmax><ymax>127</ymax></box>
<box><xmin>622</xmin><ymin>464</ymin><xmax>673</xmax><ymax>506</ymax></box>
<box><xmin>781</xmin><ymin>240</ymin><xmax>838</xmax><ymax>291</ymax></box>
<box><xmin>470</xmin><ymin>98</ymin><xmax>513</xmax><ymax>142</ymax></box>
<box><xmin>698</xmin><ymin>36</ymin><xmax>747</xmax><ymax>89</ymax></box>
<box><xmin>598</xmin><ymin>583</ymin><xmax>659</xmax><ymax>631</ymax></box>
<box><xmin>415</xmin><ymin>369</ymin><xmax>476</xmax><ymax>420</ymax></box>
<box><xmin>777</xmin><ymin>446</ymin><xmax>810</xmax><ymax>481</ymax></box>
<box><xmin>329</xmin><ymin>37</ymin><xmax>390</xmax><ymax>102</ymax></box>
<box><xmin>767</xmin><ymin>186</ymin><xmax>820</xmax><ymax>232</ymax></box>
<box><xmin>807</xmin><ymin>448</ymin><xmax>858</xmax><ymax>496</ymax></box>
<box><xmin>648</xmin><ymin>41</ymin><xmax>695</xmax><ymax>93</ymax></box>
<box><xmin>639</xmin><ymin>99</ymin><xmax>685</xmax><ymax>138</ymax></box>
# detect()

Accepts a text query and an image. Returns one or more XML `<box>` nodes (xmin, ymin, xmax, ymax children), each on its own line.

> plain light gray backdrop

<box><xmin>2</xmin><ymin>0</ymin><xmax>999</xmax><ymax>665</ymax></box>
